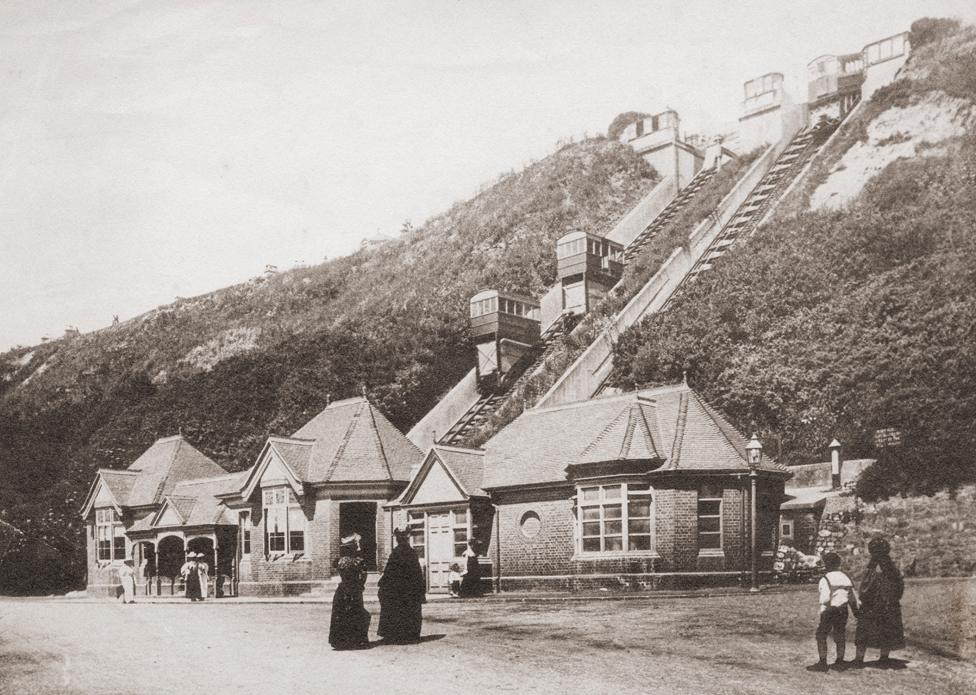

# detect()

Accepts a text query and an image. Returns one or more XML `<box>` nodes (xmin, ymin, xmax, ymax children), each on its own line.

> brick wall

<box><xmin>488</xmin><ymin>487</ymin><xmax>576</xmax><ymax>578</ymax></box>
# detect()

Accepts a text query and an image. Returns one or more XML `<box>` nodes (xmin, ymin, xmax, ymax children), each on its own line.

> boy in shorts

<box><xmin>810</xmin><ymin>552</ymin><xmax>859</xmax><ymax>672</ymax></box>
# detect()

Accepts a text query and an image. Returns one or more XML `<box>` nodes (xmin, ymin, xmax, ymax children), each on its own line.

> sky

<box><xmin>2</xmin><ymin>1</ymin><xmax>975</xmax><ymax>351</ymax></box>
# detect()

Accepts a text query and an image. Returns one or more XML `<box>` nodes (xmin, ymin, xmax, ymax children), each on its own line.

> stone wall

<box><xmin>819</xmin><ymin>486</ymin><xmax>976</xmax><ymax>577</ymax></box>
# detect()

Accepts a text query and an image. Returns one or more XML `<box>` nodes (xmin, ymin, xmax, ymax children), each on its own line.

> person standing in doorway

<box><xmin>377</xmin><ymin>529</ymin><xmax>425</xmax><ymax>643</ymax></box>
<box><xmin>852</xmin><ymin>536</ymin><xmax>906</xmax><ymax>668</ymax></box>
<box><xmin>118</xmin><ymin>559</ymin><xmax>136</xmax><ymax>604</ymax></box>
<box><xmin>459</xmin><ymin>539</ymin><xmax>482</xmax><ymax>598</ymax></box>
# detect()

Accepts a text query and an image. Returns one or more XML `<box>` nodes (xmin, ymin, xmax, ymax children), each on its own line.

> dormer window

<box><xmin>262</xmin><ymin>487</ymin><xmax>305</xmax><ymax>557</ymax></box>
<box><xmin>95</xmin><ymin>508</ymin><xmax>125</xmax><ymax>562</ymax></box>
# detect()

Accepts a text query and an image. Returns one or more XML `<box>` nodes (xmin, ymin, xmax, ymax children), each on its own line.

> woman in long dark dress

<box><xmin>853</xmin><ymin>536</ymin><xmax>905</xmax><ymax>667</ymax></box>
<box><xmin>181</xmin><ymin>554</ymin><xmax>202</xmax><ymax>602</ymax></box>
<box><xmin>377</xmin><ymin>529</ymin><xmax>425</xmax><ymax>643</ymax></box>
<box><xmin>459</xmin><ymin>539</ymin><xmax>482</xmax><ymax>598</ymax></box>
<box><xmin>329</xmin><ymin>539</ymin><xmax>371</xmax><ymax>650</ymax></box>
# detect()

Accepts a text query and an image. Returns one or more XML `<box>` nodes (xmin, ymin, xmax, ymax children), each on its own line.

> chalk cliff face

<box><xmin>611</xmin><ymin>19</ymin><xmax>976</xmax><ymax>500</ymax></box>
<box><xmin>810</xmin><ymin>92</ymin><xmax>973</xmax><ymax>210</ymax></box>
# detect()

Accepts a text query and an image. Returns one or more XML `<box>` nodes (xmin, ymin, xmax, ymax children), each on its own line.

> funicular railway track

<box><xmin>662</xmin><ymin>118</ymin><xmax>840</xmax><ymax>309</ymax></box>
<box><xmin>437</xmin><ymin>312</ymin><xmax>579</xmax><ymax>446</ymax></box>
<box><xmin>438</xmin><ymin>163</ymin><xmax>727</xmax><ymax>447</ymax></box>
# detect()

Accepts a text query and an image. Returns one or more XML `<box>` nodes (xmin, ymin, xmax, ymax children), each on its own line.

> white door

<box><xmin>427</xmin><ymin>513</ymin><xmax>453</xmax><ymax>592</ymax></box>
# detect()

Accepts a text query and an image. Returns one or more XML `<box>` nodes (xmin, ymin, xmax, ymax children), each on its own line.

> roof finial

<box><xmin>361</xmin><ymin>384</ymin><xmax>368</xmax><ymax>398</ymax></box>
<box><xmin>178</xmin><ymin>425</ymin><xmax>182</xmax><ymax>437</ymax></box>
<box><xmin>682</xmin><ymin>370</ymin><xmax>688</xmax><ymax>387</ymax></box>
<box><xmin>326</xmin><ymin>393</ymin><xmax>331</xmax><ymax>407</ymax></box>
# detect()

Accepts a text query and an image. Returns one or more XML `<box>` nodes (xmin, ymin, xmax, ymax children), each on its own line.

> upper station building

<box><xmin>616</xmin><ymin>109</ymin><xmax>705</xmax><ymax>189</ymax></box>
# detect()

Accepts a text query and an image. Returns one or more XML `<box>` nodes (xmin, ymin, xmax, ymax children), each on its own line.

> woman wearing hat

<box><xmin>853</xmin><ymin>536</ymin><xmax>905</xmax><ymax>667</ymax></box>
<box><xmin>377</xmin><ymin>528</ymin><xmax>425</xmax><ymax>643</ymax></box>
<box><xmin>118</xmin><ymin>559</ymin><xmax>136</xmax><ymax>604</ymax></box>
<box><xmin>181</xmin><ymin>552</ymin><xmax>203</xmax><ymax>602</ymax></box>
<box><xmin>329</xmin><ymin>534</ymin><xmax>371</xmax><ymax>650</ymax></box>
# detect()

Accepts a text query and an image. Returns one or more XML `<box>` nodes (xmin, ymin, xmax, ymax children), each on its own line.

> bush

<box><xmin>910</xmin><ymin>17</ymin><xmax>961</xmax><ymax>48</ymax></box>
<box><xmin>607</xmin><ymin>111</ymin><xmax>650</xmax><ymax>141</ymax></box>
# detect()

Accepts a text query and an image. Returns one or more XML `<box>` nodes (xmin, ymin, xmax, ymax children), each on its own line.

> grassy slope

<box><xmin>0</xmin><ymin>138</ymin><xmax>658</xmax><ymax>588</ymax></box>
<box><xmin>609</xmin><ymin>20</ymin><xmax>976</xmax><ymax>497</ymax></box>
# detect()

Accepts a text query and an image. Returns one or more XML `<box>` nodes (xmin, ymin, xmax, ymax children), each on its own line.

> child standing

<box><xmin>810</xmin><ymin>552</ymin><xmax>859</xmax><ymax>672</ymax></box>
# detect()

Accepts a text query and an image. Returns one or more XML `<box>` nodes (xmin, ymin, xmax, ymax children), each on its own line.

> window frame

<box><xmin>239</xmin><ymin>511</ymin><xmax>252</xmax><ymax>556</ymax></box>
<box><xmin>262</xmin><ymin>487</ymin><xmax>306</xmax><ymax>558</ymax></box>
<box><xmin>95</xmin><ymin>507</ymin><xmax>125</xmax><ymax>563</ymax></box>
<box><xmin>451</xmin><ymin>507</ymin><xmax>471</xmax><ymax>557</ymax></box>
<box><xmin>406</xmin><ymin>511</ymin><xmax>426</xmax><ymax>560</ymax></box>
<box><xmin>575</xmin><ymin>482</ymin><xmax>655</xmax><ymax>557</ymax></box>
<box><xmin>697</xmin><ymin>488</ymin><xmax>724</xmax><ymax>553</ymax></box>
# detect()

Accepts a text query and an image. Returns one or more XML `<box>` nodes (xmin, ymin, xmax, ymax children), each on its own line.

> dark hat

<box><xmin>393</xmin><ymin>527</ymin><xmax>409</xmax><ymax>542</ymax></box>
<box><xmin>868</xmin><ymin>536</ymin><xmax>891</xmax><ymax>558</ymax></box>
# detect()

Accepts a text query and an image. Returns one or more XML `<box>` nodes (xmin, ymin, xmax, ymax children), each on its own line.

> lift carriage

<box><xmin>468</xmin><ymin>289</ymin><xmax>540</xmax><ymax>394</ymax></box>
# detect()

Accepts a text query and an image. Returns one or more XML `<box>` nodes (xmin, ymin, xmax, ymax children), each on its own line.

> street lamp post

<box><xmin>745</xmin><ymin>434</ymin><xmax>764</xmax><ymax>593</ymax></box>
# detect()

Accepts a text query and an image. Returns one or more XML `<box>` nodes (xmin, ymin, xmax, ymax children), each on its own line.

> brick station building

<box><xmin>82</xmin><ymin>384</ymin><xmax>791</xmax><ymax>597</ymax></box>
<box><xmin>478</xmin><ymin>383</ymin><xmax>790</xmax><ymax>591</ymax></box>
<box><xmin>81</xmin><ymin>396</ymin><xmax>422</xmax><ymax>597</ymax></box>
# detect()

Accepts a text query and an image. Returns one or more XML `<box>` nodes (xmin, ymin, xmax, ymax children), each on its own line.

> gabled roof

<box><xmin>239</xmin><ymin>437</ymin><xmax>310</xmax><ymax>500</ymax></box>
<box><xmin>124</xmin><ymin>435</ymin><xmax>228</xmax><ymax>507</ymax></box>
<box><xmin>128</xmin><ymin>474</ymin><xmax>241</xmax><ymax>533</ymax></box>
<box><xmin>392</xmin><ymin>445</ymin><xmax>487</xmax><ymax>507</ymax></box>
<box><xmin>483</xmin><ymin>383</ymin><xmax>788</xmax><ymax>489</ymax></box>
<box><xmin>80</xmin><ymin>469</ymin><xmax>139</xmax><ymax>517</ymax></box>
<box><xmin>578</xmin><ymin>397</ymin><xmax>662</xmax><ymax>464</ymax></box>
<box><xmin>435</xmin><ymin>446</ymin><xmax>487</xmax><ymax>497</ymax></box>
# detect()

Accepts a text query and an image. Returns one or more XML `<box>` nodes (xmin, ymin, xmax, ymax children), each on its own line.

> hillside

<box><xmin>609</xmin><ymin>18</ymin><xmax>976</xmax><ymax>499</ymax></box>
<box><xmin>0</xmin><ymin>138</ymin><xmax>658</xmax><ymax>587</ymax></box>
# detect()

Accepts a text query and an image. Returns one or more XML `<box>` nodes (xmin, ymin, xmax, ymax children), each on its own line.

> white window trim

<box><xmin>697</xmin><ymin>492</ymin><xmax>724</xmax><ymax>555</ymax></box>
<box><xmin>262</xmin><ymin>487</ymin><xmax>306</xmax><ymax>559</ymax></box>
<box><xmin>451</xmin><ymin>507</ymin><xmax>472</xmax><ymax>558</ymax></box>
<box><xmin>574</xmin><ymin>482</ymin><xmax>657</xmax><ymax>558</ymax></box>
<box><xmin>95</xmin><ymin>507</ymin><xmax>126</xmax><ymax>564</ymax></box>
<box><xmin>239</xmin><ymin>511</ymin><xmax>252</xmax><ymax>557</ymax></box>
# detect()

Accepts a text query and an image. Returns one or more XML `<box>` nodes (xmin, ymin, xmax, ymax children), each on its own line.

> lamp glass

<box><xmin>745</xmin><ymin>434</ymin><xmax>763</xmax><ymax>468</ymax></box>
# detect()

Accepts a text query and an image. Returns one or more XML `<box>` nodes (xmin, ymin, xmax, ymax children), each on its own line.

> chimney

<box><xmin>829</xmin><ymin>439</ymin><xmax>842</xmax><ymax>490</ymax></box>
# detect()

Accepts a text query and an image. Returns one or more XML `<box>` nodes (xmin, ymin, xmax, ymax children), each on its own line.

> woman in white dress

<box><xmin>118</xmin><ymin>559</ymin><xmax>136</xmax><ymax>603</ymax></box>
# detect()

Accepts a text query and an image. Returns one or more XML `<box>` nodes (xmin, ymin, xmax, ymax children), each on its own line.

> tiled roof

<box><xmin>290</xmin><ymin>397</ymin><xmax>422</xmax><ymax>484</ymax></box>
<box><xmin>578</xmin><ymin>398</ymin><xmax>662</xmax><ymax>464</ymax></box>
<box><xmin>124</xmin><ymin>435</ymin><xmax>228</xmax><ymax>506</ymax></box>
<box><xmin>483</xmin><ymin>383</ymin><xmax>788</xmax><ymax>489</ymax></box>
<box><xmin>170</xmin><ymin>475</ymin><xmax>241</xmax><ymax>526</ymax></box>
<box><xmin>434</xmin><ymin>446</ymin><xmax>487</xmax><ymax>497</ymax></box>
<box><xmin>99</xmin><ymin>470</ymin><xmax>139</xmax><ymax>507</ymax></box>
<box><xmin>167</xmin><ymin>496</ymin><xmax>197</xmax><ymax>524</ymax></box>
<box><xmin>268</xmin><ymin>438</ymin><xmax>314</xmax><ymax>480</ymax></box>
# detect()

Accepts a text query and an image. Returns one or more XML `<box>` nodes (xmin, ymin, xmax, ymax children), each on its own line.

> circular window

<box><xmin>519</xmin><ymin>511</ymin><xmax>541</xmax><ymax>539</ymax></box>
